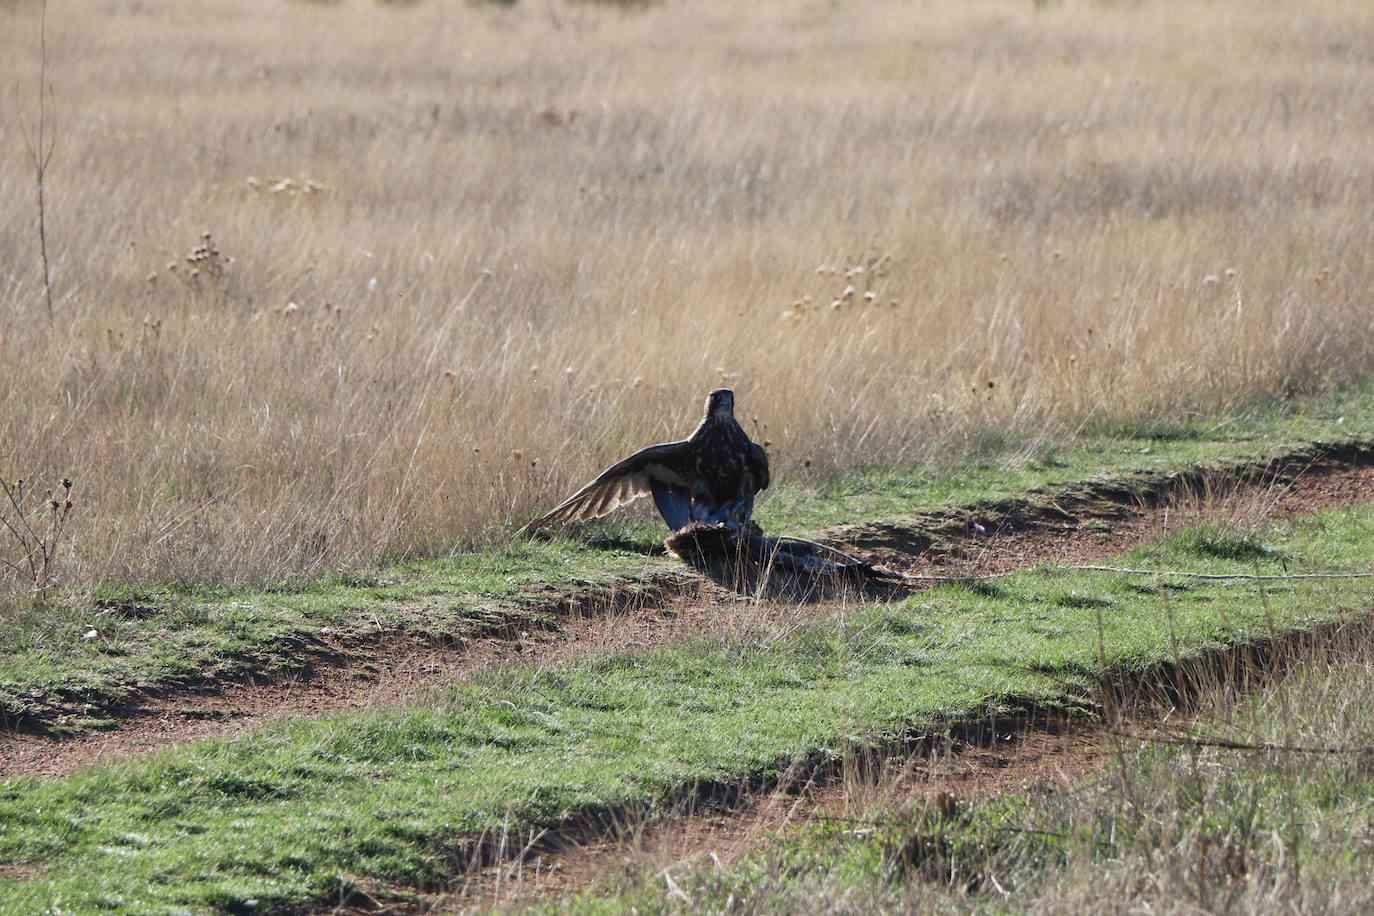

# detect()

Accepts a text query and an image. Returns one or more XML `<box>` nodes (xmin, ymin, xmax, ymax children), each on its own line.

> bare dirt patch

<box><xmin>3</xmin><ymin>452</ymin><xmax>1372</xmax><ymax>784</ymax></box>
<box><xmin>0</xmin><ymin>863</ymin><xmax>33</xmax><ymax>883</ymax></box>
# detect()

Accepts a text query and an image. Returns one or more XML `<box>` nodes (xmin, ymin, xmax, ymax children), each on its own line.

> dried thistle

<box><xmin>0</xmin><ymin>473</ymin><xmax>75</xmax><ymax>594</ymax></box>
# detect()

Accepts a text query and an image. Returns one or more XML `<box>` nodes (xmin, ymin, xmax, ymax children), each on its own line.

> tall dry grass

<box><xmin>1</xmin><ymin>0</ymin><xmax>1372</xmax><ymax>591</ymax></box>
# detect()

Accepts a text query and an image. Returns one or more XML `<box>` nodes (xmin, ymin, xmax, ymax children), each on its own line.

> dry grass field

<box><xmin>1</xmin><ymin>0</ymin><xmax>1372</xmax><ymax>592</ymax></box>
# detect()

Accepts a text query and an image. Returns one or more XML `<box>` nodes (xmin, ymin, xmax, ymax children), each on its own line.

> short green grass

<box><xmin>2</xmin><ymin>504</ymin><xmax>1372</xmax><ymax>914</ymax></box>
<box><xmin>564</xmin><ymin>608</ymin><xmax>1374</xmax><ymax>914</ymax></box>
<box><xmin>4</xmin><ymin>385</ymin><xmax>1374</xmax><ymax>729</ymax></box>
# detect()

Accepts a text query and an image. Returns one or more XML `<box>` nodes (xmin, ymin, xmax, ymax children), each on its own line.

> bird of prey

<box><xmin>519</xmin><ymin>388</ymin><xmax>770</xmax><ymax>535</ymax></box>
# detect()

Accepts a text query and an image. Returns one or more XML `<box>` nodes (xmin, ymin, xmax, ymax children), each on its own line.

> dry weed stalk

<box><xmin>0</xmin><ymin>475</ymin><xmax>74</xmax><ymax>594</ymax></box>
<box><xmin>16</xmin><ymin>0</ymin><xmax>58</xmax><ymax>324</ymax></box>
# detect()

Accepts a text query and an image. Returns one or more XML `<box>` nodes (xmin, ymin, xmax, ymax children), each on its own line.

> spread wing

<box><xmin>519</xmin><ymin>441</ymin><xmax>695</xmax><ymax>534</ymax></box>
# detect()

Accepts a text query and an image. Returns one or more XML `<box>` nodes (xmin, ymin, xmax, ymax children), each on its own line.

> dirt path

<box><xmin>3</xmin><ymin>455</ymin><xmax>1372</xmax><ymax>784</ymax></box>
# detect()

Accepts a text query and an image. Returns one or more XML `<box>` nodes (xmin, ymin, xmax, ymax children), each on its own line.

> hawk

<box><xmin>519</xmin><ymin>388</ymin><xmax>770</xmax><ymax>535</ymax></box>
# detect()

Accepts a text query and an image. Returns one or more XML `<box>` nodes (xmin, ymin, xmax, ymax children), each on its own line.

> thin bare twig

<box><xmin>1114</xmin><ymin>727</ymin><xmax>1374</xmax><ymax>756</ymax></box>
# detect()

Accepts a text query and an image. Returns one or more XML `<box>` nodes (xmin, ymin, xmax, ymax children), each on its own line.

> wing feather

<box><xmin>749</xmin><ymin>442</ymin><xmax>770</xmax><ymax>492</ymax></box>
<box><xmin>519</xmin><ymin>441</ymin><xmax>694</xmax><ymax>534</ymax></box>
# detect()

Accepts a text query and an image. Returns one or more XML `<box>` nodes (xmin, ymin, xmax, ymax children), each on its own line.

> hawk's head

<box><xmin>705</xmin><ymin>388</ymin><xmax>735</xmax><ymax>418</ymax></box>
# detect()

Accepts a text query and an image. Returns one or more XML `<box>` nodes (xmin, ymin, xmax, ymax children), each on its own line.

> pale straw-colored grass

<box><xmin>1</xmin><ymin>0</ymin><xmax>1372</xmax><ymax>590</ymax></box>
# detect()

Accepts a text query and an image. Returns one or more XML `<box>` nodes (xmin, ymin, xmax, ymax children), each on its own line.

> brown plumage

<box><xmin>519</xmin><ymin>389</ymin><xmax>769</xmax><ymax>535</ymax></box>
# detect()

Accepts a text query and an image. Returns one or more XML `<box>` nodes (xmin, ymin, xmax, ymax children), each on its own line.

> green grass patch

<box><xmin>1</xmin><ymin>504</ymin><xmax>1372</xmax><ymax>913</ymax></box>
<box><xmin>0</xmin><ymin>542</ymin><xmax>673</xmax><ymax>727</ymax></box>
<box><xmin>570</xmin><ymin>607</ymin><xmax>1374</xmax><ymax>914</ymax></box>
